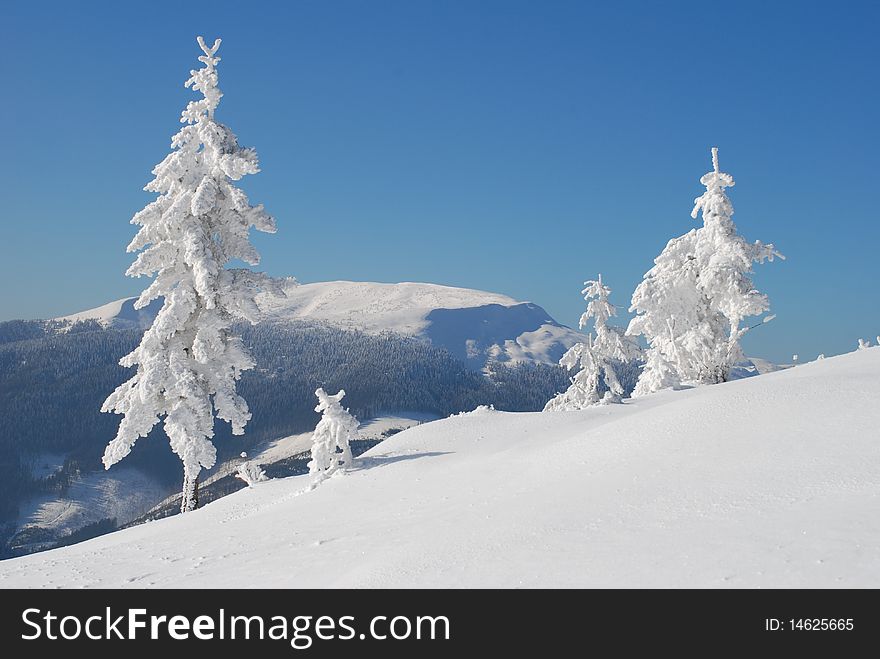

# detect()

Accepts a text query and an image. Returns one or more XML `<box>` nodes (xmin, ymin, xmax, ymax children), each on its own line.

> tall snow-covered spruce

<box><xmin>101</xmin><ymin>37</ymin><xmax>280</xmax><ymax>512</ymax></box>
<box><xmin>308</xmin><ymin>388</ymin><xmax>359</xmax><ymax>479</ymax></box>
<box><xmin>544</xmin><ymin>275</ymin><xmax>641</xmax><ymax>410</ymax></box>
<box><xmin>627</xmin><ymin>148</ymin><xmax>782</xmax><ymax>395</ymax></box>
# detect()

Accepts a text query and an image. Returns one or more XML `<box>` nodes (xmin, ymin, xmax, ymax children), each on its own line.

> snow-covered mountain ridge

<box><xmin>58</xmin><ymin>280</ymin><xmax>586</xmax><ymax>367</ymax></box>
<box><xmin>3</xmin><ymin>348</ymin><xmax>876</xmax><ymax>588</ymax></box>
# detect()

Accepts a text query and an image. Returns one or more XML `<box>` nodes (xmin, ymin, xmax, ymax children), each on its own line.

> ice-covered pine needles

<box><xmin>308</xmin><ymin>388</ymin><xmax>359</xmax><ymax>480</ymax></box>
<box><xmin>627</xmin><ymin>147</ymin><xmax>783</xmax><ymax>395</ymax></box>
<box><xmin>101</xmin><ymin>36</ymin><xmax>281</xmax><ymax>512</ymax></box>
<box><xmin>544</xmin><ymin>275</ymin><xmax>641</xmax><ymax>411</ymax></box>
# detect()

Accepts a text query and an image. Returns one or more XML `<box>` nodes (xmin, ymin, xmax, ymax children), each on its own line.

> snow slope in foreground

<box><xmin>2</xmin><ymin>349</ymin><xmax>878</xmax><ymax>588</ymax></box>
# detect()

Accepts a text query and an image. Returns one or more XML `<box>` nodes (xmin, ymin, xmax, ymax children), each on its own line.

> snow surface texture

<box><xmin>58</xmin><ymin>280</ymin><xmax>586</xmax><ymax>368</ymax></box>
<box><xmin>2</xmin><ymin>348</ymin><xmax>877</xmax><ymax>588</ymax></box>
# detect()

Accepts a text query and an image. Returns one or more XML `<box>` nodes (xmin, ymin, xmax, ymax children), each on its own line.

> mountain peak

<box><xmin>56</xmin><ymin>280</ymin><xmax>584</xmax><ymax>367</ymax></box>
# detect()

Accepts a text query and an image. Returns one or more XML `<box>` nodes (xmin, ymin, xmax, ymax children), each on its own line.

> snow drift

<box><xmin>2</xmin><ymin>348</ymin><xmax>877</xmax><ymax>588</ymax></box>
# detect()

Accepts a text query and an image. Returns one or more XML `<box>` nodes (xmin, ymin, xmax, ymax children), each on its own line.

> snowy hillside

<box><xmin>129</xmin><ymin>412</ymin><xmax>437</xmax><ymax>522</ymax></box>
<box><xmin>0</xmin><ymin>314</ymin><xmax>569</xmax><ymax>557</ymax></box>
<box><xmin>2</xmin><ymin>348</ymin><xmax>877</xmax><ymax>588</ymax></box>
<box><xmin>12</xmin><ymin>468</ymin><xmax>165</xmax><ymax>555</ymax></box>
<box><xmin>58</xmin><ymin>280</ymin><xmax>585</xmax><ymax>367</ymax></box>
<box><xmin>57</xmin><ymin>297</ymin><xmax>164</xmax><ymax>329</ymax></box>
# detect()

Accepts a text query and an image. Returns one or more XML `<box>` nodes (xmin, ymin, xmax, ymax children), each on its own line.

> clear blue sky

<box><xmin>2</xmin><ymin>0</ymin><xmax>877</xmax><ymax>362</ymax></box>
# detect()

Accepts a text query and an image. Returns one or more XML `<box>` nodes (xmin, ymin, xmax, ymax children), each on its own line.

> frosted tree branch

<box><xmin>545</xmin><ymin>275</ymin><xmax>641</xmax><ymax>410</ymax></box>
<box><xmin>101</xmin><ymin>36</ymin><xmax>281</xmax><ymax>513</ymax></box>
<box><xmin>629</xmin><ymin>147</ymin><xmax>783</xmax><ymax>394</ymax></box>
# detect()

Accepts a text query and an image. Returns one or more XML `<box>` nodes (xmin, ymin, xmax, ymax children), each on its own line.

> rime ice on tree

<box><xmin>236</xmin><ymin>451</ymin><xmax>268</xmax><ymax>486</ymax></box>
<box><xmin>308</xmin><ymin>388</ymin><xmax>359</xmax><ymax>478</ymax></box>
<box><xmin>101</xmin><ymin>37</ymin><xmax>280</xmax><ymax>512</ymax></box>
<box><xmin>236</xmin><ymin>461</ymin><xmax>268</xmax><ymax>486</ymax></box>
<box><xmin>627</xmin><ymin>148</ymin><xmax>782</xmax><ymax>395</ymax></box>
<box><xmin>544</xmin><ymin>275</ymin><xmax>641</xmax><ymax>411</ymax></box>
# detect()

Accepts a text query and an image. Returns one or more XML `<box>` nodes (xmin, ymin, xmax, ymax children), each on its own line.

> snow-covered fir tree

<box><xmin>544</xmin><ymin>274</ymin><xmax>641</xmax><ymax>410</ymax></box>
<box><xmin>101</xmin><ymin>37</ymin><xmax>280</xmax><ymax>512</ymax></box>
<box><xmin>236</xmin><ymin>452</ymin><xmax>268</xmax><ymax>487</ymax></box>
<box><xmin>627</xmin><ymin>148</ymin><xmax>782</xmax><ymax>396</ymax></box>
<box><xmin>308</xmin><ymin>388</ymin><xmax>359</xmax><ymax>478</ymax></box>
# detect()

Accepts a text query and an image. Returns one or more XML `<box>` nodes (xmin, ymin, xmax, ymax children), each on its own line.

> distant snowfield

<box><xmin>56</xmin><ymin>280</ymin><xmax>585</xmax><ymax>367</ymax></box>
<box><xmin>3</xmin><ymin>349</ymin><xmax>877</xmax><ymax>588</ymax></box>
<box><xmin>56</xmin><ymin>296</ymin><xmax>164</xmax><ymax>329</ymax></box>
<box><xmin>259</xmin><ymin>280</ymin><xmax>520</xmax><ymax>336</ymax></box>
<box><xmin>14</xmin><ymin>468</ymin><xmax>164</xmax><ymax>552</ymax></box>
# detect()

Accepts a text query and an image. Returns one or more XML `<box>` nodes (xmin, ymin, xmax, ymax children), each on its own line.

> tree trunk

<box><xmin>181</xmin><ymin>471</ymin><xmax>199</xmax><ymax>513</ymax></box>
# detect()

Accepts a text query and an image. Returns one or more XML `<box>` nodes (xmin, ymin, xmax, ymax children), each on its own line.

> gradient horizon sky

<box><xmin>2</xmin><ymin>0</ymin><xmax>878</xmax><ymax>363</ymax></box>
